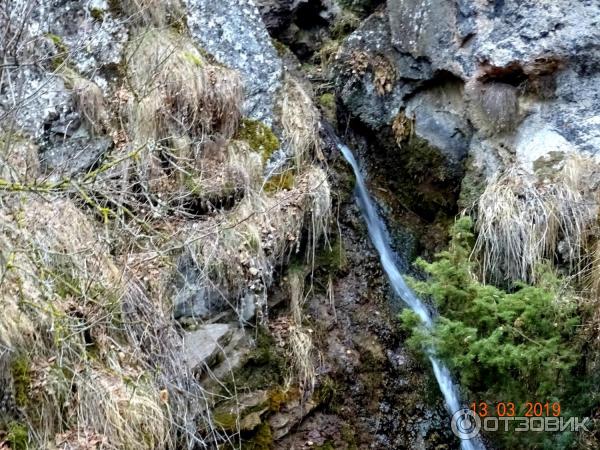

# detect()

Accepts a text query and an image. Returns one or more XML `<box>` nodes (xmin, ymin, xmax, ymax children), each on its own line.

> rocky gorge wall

<box><xmin>1</xmin><ymin>0</ymin><xmax>599</xmax><ymax>449</ymax></box>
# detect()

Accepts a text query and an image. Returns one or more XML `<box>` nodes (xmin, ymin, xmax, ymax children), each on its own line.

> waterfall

<box><xmin>338</xmin><ymin>143</ymin><xmax>484</xmax><ymax>450</ymax></box>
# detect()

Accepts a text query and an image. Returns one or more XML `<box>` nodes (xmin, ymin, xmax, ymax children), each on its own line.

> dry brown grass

<box><xmin>118</xmin><ymin>0</ymin><xmax>185</xmax><ymax>27</ymax></box>
<box><xmin>372</xmin><ymin>55</ymin><xmax>396</xmax><ymax>96</ymax></box>
<box><xmin>103</xmin><ymin>29</ymin><xmax>246</xmax><ymax>215</ymax></box>
<box><xmin>126</xmin><ymin>29</ymin><xmax>242</xmax><ymax>144</ymax></box>
<box><xmin>177</xmin><ymin>167</ymin><xmax>331</xmax><ymax>323</ymax></box>
<box><xmin>0</xmin><ymin>3</ymin><xmax>335</xmax><ymax>446</ymax></box>
<box><xmin>474</xmin><ymin>153</ymin><xmax>600</xmax><ymax>284</ymax></box>
<box><xmin>279</xmin><ymin>76</ymin><xmax>322</xmax><ymax>170</ymax></box>
<box><xmin>0</xmin><ymin>195</ymin><xmax>224</xmax><ymax>449</ymax></box>
<box><xmin>60</xmin><ymin>68</ymin><xmax>107</xmax><ymax>135</ymax></box>
<box><xmin>0</xmin><ymin>134</ymin><xmax>40</xmax><ymax>182</ymax></box>
<box><xmin>286</xmin><ymin>270</ymin><xmax>316</xmax><ymax>394</ymax></box>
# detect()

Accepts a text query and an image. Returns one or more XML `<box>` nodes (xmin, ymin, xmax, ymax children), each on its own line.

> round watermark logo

<box><xmin>451</xmin><ymin>408</ymin><xmax>481</xmax><ymax>439</ymax></box>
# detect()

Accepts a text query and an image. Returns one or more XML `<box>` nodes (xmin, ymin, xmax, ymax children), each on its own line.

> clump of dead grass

<box><xmin>279</xmin><ymin>76</ymin><xmax>322</xmax><ymax>170</ymax></box>
<box><xmin>0</xmin><ymin>195</ymin><xmax>218</xmax><ymax>449</ymax></box>
<box><xmin>287</xmin><ymin>270</ymin><xmax>316</xmax><ymax>394</ymax></box>
<box><xmin>117</xmin><ymin>0</ymin><xmax>185</xmax><ymax>27</ymax></box>
<box><xmin>126</xmin><ymin>29</ymin><xmax>242</xmax><ymax>143</ymax></box>
<box><xmin>106</xmin><ymin>29</ymin><xmax>246</xmax><ymax>212</ymax></box>
<box><xmin>0</xmin><ymin>134</ymin><xmax>40</xmax><ymax>182</ymax></box>
<box><xmin>60</xmin><ymin>68</ymin><xmax>107</xmax><ymax>135</ymax></box>
<box><xmin>175</xmin><ymin>167</ymin><xmax>331</xmax><ymax>323</ymax></box>
<box><xmin>474</xmin><ymin>153</ymin><xmax>600</xmax><ymax>284</ymax></box>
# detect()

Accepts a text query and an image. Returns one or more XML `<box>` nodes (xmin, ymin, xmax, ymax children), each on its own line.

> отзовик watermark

<box><xmin>451</xmin><ymin>408</ymin><xmax>591</xmax><ymax>440</ymax></box>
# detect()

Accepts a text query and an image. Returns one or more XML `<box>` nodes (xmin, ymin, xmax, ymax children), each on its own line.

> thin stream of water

<box><xmin>338</xmin><ymin>143</ymin><xmax>484</xmax><ymax>450</ymax></box>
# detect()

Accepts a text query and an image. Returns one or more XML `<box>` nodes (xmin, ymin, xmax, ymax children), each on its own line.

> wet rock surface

<box><xmin>272</xmin><ymin>152</ymin><xmax>457</xmax><ymax>448</ymax></box>
<box><xmin>3</xmin><ymin>0</ymin><xmax>598</xmax><ymax>448</ymax></box>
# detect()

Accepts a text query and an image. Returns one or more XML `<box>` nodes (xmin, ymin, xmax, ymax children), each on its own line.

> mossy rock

<box><xmin>46</xmin><ymin>33</ymin><xmax>68</xmax><ymax>70</ymax></box>
<box><xmin>242</xmin><ymin>422</ymin><xmax>273</xmax><ymax>450</ymax></box>
<box><xmin>236</xmin><ymin>119</ymin><xmax>280</xmax><ymax>164</ymax></box>
<box><xmin>263</xmin><ymin>171</ymin><xmax>295</xmax><ymax>193</ymax></box>
<box><xmin>330</xmin><ymin>10</ymin><xmax>360</xmax><ymax>39</ymax></box>
<box><xmin>319</xmin><ymin>93</ymin><xmax>337</xmax><ymax>123</ymax></box>
<box><xmin>271</xmin><ymin>39</ymin><xmax>288</xmax><ymax>57</ymax></box>
<box><xmin>314</xmin><ymin>238</ymin><xmax>347</xmax><ymax>274</ymax></box>
<box><xmin>313</xmin><ymin>375</ymin><xmax>342</xmax><ymax>411</ymax></box>
<box><xmin>89</xmin><ymin>7</ymin><xmax>105</xmax><ymax>21</ymax></box>
<box><xmin>457</xmin><ymin>158</ymin><xmax>486</xmax><ymax>211</ymax></box>
<box><xmin>336</xmin><ymin>0</ymin><xmax>381</xmax><ymax>17</ymax></box>
<box><xmin>532</xmin><ymin>150</ymin><xmax>566</xmax><ymax>179</ymax></box>
<box><xmin>224</xmin><ymin>327</ymin><xmax>286</xmax><ymax>392</ymax></box>
<box><xmin>213</xmin><ymin>410</ymin><xmax>239</xmax><ymax>431</ymax></box>
<box><xmin>340</xmin><ymin>423</ymin><xmax>359</xmax><ymax>449</ymax></box>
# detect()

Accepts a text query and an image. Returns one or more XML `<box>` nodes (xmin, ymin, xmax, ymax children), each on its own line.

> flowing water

<box><xmin>338</xmin><ymin>143</ymin><xmax>484</xmax><ymax>450</ymax></box>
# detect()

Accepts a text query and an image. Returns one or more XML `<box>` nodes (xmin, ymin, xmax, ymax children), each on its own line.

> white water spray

<box><xmin>338</xmin><ymin>143</ymin><xmax>484</xmax><ymax>450</ymax></box>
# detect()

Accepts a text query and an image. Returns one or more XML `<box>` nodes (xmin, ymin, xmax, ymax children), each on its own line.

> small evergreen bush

<box><xmin>400</xmin><ymin>217</ymin><xmax>593</xmax><ymax>448</ymax></box>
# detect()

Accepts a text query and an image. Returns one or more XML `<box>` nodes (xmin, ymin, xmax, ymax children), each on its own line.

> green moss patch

<box><xmin>89</xmin><ymin>7</ymin><xmax>105</xmax><ymax>21</ymax></box>
<box><xmin>182</xmin><ymin>51</ymin><xmax>203</xmax><ymax>67</ymax></box>
<box><xmin>263</xmin><ymin>171</ymin><xmax>295</xmax><ymax>193</ymax></box>
<box><xmin>224</xmin><ymin>328</ymin><xmax>286</xmax><ymax>392</ymax></box>
<box><xmin>6</xmin><ymin>421</ymin><xmax>28</xmax><ymax>450</ymax></box>
<box><xmin>10</xmin><ymin>354</ymin><xmax>31</xmax><ymax>408</ymax></box>
<box><xmin>236</xmin><ymin>119</ymin><xmax>280</xmax><ymax>164</ymax></box>
<box><xmin>46</xmin><ymin>33</ymin><xmax>68</xmax><ymax>70</ymax></box>
<box><xmin>319</xmin><ymin>93</ymin><xmax>337</xmax><ymax>123</ymax></box>
<box><xmin>314</xmin><ymin>238</ymin><xmax>347</xmax><ymax>274</ymax></box>
<box><xmin>242</xmin><ymin>422</ymin><xmax>272</xmax><ymax>449</ymax></box>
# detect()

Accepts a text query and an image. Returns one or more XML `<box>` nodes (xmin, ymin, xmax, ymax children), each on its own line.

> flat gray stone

<box><xmin>183</xmin><ymin>324</ymin><xmax>234</xmax><ymax>371</ymax></box>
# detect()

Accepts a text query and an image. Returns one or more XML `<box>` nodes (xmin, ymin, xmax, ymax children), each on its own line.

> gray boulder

<box><xmin>334</xmin><ymin>11</ymin><xmax>432</xmax><ymax>129</ymax></box>
<box><xmin>40</xmin><ymin>130</ymin><xmax>111</xmax><ymax>177</ymax></box>
<box><xmin>182</xmin><ymin>324</ymin><xmax>235</xmax><ymax>371</ymax></box>
<box><xmin>185</xmin><ymin>0</ymin><xmax>283</xmax><ymax>125</ymax></box>
<box><xmin>0</xmin><ymin>0</ymin><xmax>125</xmax><ymax>141</ymax></box>
<box><xmin>405</xmin><ymin>79</ymin><xmax>473</xmax><ymax>177</ymax></box>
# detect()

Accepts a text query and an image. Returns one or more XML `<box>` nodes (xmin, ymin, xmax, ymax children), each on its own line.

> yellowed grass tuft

<box><xmin>61</xmin><ymin>68</ymin><xmax>107</xmax><ymax>135</ymax></box>
<box><xmin>0</xmin><ymin>134</ymin><xmax>40</xmax><ymax>182</ymax></box>
<box><xmin>279</xmin><ymin>76</ymin><xmax>322</xmax><ymax>170</ymax></box>
<box><xmin>474</xmin><ymin>153</ymin><xmax>600</xmax><ymax>284</ymax></box>
<box><xmin>178</xmin><ymin>167</ymin><xmax>331</xmax><ymax>323</ymax></box>
<box><xmin>126</xmin><ymin>29</ymin><xmax>242</xmax><ymax>143</ymax></box>
<box><xmin>118</xmin><ymin>0</ymin><xmax>185</xmax><ymax>27</ymax></box>
<box><xmin>286</xmin><ymin>270</ymin><xmax>316</xmax><ymax>394</ymax></box>
<box><xmin>0</xmin><ymin>195</ymin><xmax>215</xmax><ymax>449</ymax></box>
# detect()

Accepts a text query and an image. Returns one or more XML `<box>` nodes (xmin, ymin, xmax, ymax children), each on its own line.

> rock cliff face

<box><xmin>0</xmin><ymin>0</ymin><xmax>333</xmax><ymax>448</ymax></box>
<box><xmin>332</xmin><ymin>0</ymin><xmax>600</xmax><ymax>212</ymax></box>
<box><xmin>1</xmin><ymin>0</ymin><xmax>599</xmax><ymax>448</ymax></box>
